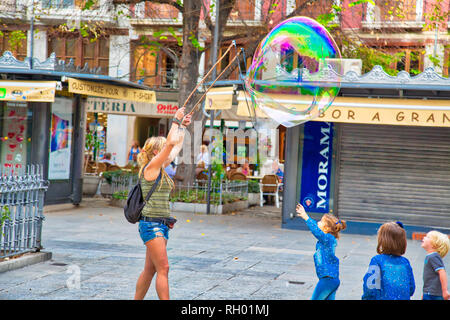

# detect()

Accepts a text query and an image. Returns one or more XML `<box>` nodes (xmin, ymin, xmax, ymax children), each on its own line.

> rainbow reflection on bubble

<box><xmin>245</xmin><ymin>16</ymin><xmax>342</xmax><ymax>127</ymax></box>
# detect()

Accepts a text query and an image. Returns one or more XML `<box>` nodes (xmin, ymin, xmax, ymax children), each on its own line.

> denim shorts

<box><xmin>138</xmin><ymin>220</ymin><xmax>169</xmax><ymax>245</ymax></box>
<box><xmin>423</xmin><ymin>293</ymin><xmax>444</xmax><ymax>300</ymax></box>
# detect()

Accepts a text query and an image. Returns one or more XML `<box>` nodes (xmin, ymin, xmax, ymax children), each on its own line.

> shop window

<box><xmin>0</xmin><ymin>102</ymin><xmax>32</xmax><ymax>173</ymax></box>
<box><xmin>48</xmin><ymin>36</ymin><xmax>109</xmax><ymax>75</ymax></box>
<box><xmin>49</xmin><ymin>97</ymin><xmax>74</xmax><ymax>180</ymax></box>
<box><xmin>0</xmin><ymin>30</ymin><xmax>27</xmax><ymax>60</ymax></box>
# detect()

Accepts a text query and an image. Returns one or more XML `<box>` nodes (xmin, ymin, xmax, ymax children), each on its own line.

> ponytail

<box><xmin>322</xmin><ymin>214</ymin><xmax>347</xmax><ymax>239</ymax></box>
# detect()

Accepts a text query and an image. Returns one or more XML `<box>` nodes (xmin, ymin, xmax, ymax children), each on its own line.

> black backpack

<box><xmin>124</xmin><ymin>168</ymin><xmax>162</xmax><ymax>224</ymax></box>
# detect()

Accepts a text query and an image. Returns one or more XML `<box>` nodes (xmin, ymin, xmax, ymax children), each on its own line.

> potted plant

<box><xmin>247</xmin><ymin>179</ymin><xmax>261</xmax><ymax>206</ymax></box>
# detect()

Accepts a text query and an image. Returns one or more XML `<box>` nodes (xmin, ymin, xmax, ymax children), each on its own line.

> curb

<box><xmin>0</xmin><ymin>251</ymin><xmax>52</xmax><ymax>273</ymax></box>
<box><xmin>44</xmin><ymin>203</ymin><xmax>76</xmax><ymax>213</ymax></box>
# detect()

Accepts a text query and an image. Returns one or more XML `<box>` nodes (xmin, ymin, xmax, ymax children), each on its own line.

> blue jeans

<box><xmin>423</xmin><ymin>293</ymin><xmax>444</xmax><ymax>300</ymax></box>
<box><xmin>138</xmin><ymin>220</ymin><xmax>169</xmax><ymax>245</ymax></box>
<box><xmin>311</xmin><ymin>277</ymin><xmax>340</xmax><ymax>300</ymax></box>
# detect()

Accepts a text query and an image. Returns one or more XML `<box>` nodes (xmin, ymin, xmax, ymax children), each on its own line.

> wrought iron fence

<box><xmin>109</xmin><ymin>173</ymin><xmax>249</xmax><ymax>206</ymax></box>
<box><xmin>109</xmin><ymin>173</ymin><xmax>139</xmax><ymax>195</ymax></box>
<box><xmin>0</xmin><ymin>165</ymin><xmax>49</xmax><ymax>259</ymax></box>
<box><xmin>171</xmin><ymin>180</ymin><xmax>248</xmax><ymax>206</ymax></box>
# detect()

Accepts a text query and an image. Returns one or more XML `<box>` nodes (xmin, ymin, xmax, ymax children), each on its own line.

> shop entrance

<box><xmin>336</xmin><ymin>123</ymin><xmax>450</xmax><ymax>229</ymax></box>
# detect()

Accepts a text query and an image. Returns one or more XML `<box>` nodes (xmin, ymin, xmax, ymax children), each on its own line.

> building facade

<box><xmin>281</xmin><ymin>65</ymin><xmax>450</xmax><ymax>234</ymax></box>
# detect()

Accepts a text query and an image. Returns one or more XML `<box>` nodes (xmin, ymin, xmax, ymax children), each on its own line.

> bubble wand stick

<box><xmin>181</xmin><ymin>41</ymin><xmax>240</xmax><ymax>117</ymax></box>
<box><xmin>186</xmin><ymin>50</ymin><xmax>242</xmax><ymax>117</ymax></box>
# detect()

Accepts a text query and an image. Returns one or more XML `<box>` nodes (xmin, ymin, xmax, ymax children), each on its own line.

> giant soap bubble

<box><xmin>245</xmin><ymin>16</ymin><xmax>342</xmax><ymax>127</ymax></box>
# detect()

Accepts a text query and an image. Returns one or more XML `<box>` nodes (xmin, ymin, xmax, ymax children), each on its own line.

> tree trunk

<box><xmin>175</xmin><ymin>0</ymin><xmax>203</xmax><ymax>187</ymax></box>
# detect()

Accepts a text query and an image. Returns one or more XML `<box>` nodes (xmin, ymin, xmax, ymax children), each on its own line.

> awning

<box><xmin>68</xmin><ymin>78</ymin><xmax>156</xmax><ymax>103</ymax></box>
<box><xmin>313</xmin><ymin>97</ymin><xmax>450</xmax><ymax>127</ymax></box>
<box><xmin>236</xmin><ymin>91</ymin><xmax>267</xmax><ymax>118</ymax></box>
<box><xmin>236</xmin><ymin>92</ymin><xmax>450</xmax><ymax>127</ymax></box>
<box><xmin>0</xmin><ymin>80</ymin><xmax>57</xmax><ymax>102</ymax></box>
<box><xmin>205</xmin><ymin>86</ymin><xmax>234</xmax><ymax>110</ymax></box>
<box><xmin>84</xmin><ymin>97</ymin><xmax>178</xmax><ymax>118</ymax></box>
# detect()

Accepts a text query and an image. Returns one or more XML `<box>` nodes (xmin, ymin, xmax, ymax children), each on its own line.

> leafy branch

<box><xmin>1</xmin><ymin>206</ymin><xmax>11</xmax><ymax>236</ymax></box>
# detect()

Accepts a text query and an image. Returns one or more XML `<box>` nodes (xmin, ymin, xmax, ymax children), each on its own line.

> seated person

<box><xmin>99</xmin><ymin>153</ymin><xmax>117</xmax><ymax>166</ymax></box>
<box><xmin>127</xmin><ymin>153</ymin><xmax>138</xmax><ymax>167</ymax></box>
<box><xmin>195</xmin><ymin>161</ymin><xmax>206</xmax><ymax>176</ymax></box>
<box><xmin>165</xmin><ymin>161</ymin><xmax>176</xmax><ymax>179</ymax></box>
<box><xmin>270</xmin><ymin>159</ymin><xmax>283</xmax><ymax>183</ymax></box>
<box><xmin>241</xmin><ymin>160</ymin><xmax>250</xmax><ymax>176</ymax></box>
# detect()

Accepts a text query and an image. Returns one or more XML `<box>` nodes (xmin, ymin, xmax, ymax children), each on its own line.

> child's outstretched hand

<box><xmin>296</xmin><ymin>203</ymin><xmax>309</xmax><ymax>220</ymax></box>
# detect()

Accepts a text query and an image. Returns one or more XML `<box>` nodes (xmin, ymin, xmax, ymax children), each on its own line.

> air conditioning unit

<box><xmin>326</xmin><ymin>58</ymin><xmax>362</xmax><ymax>75</ymax></box>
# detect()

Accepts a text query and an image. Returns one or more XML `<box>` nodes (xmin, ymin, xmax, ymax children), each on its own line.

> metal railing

<box><xmin>109</xmin><ymin>173</ymin><xmax>248</xmax><ymax>206</ymax></box>
<box><xmin>0</xmin><ymin>165</ymin><xmax>49</xmax><ymax>259</ymax></box>
<box><xmin>109</xmin><ymin>173</ymin><xmax>139</xmax><ymax>195</ymax></box>
<box><xmin>171</xmin><ymin>180</ymin><xmax>248</xmax><ymax>206</ymax></box>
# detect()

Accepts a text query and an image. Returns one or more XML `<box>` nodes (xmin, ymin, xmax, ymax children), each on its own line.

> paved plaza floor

<box><xmin>0</xmin><ymin>198</ymin><xmax>448</xmax><ymax>300</ymax></box>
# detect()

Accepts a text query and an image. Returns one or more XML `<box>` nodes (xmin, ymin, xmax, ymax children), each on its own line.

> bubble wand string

<box><xmin>181</xmin><ymin>41</ymin><xmax>236</xmax><ymax>113</ymax></box>
<box><xmin>187</xmin><ymin>50</ymin><xmax>242</xmax><ymax>117</ymax></box>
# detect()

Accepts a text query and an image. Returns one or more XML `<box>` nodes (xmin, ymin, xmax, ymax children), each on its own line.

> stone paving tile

<box><xmin>1</xmin><ymin>198</ymin><xmax>449</xmax><ymax>300</ymax></box>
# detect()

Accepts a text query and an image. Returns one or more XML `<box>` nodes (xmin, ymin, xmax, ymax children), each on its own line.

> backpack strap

<box><xmin>139</xmin><ymin>162</ymin><xmax>163</xmax><ymax>203</ymax></box>
<box><xmin>143</xmin><ymin>170</ymin><xmax>162</xmax><ymax>204</ymax></box>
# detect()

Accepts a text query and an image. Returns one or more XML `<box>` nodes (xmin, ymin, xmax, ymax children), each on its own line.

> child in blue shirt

<box><xmin>362</xmin><ymin>221</ymin><xmax>415</xmax><ymax>300</ymax></box>
<box><xmin>296</xmin><ymin>204</ymin><xmax>347</xmax><ymax>300</ymax></box>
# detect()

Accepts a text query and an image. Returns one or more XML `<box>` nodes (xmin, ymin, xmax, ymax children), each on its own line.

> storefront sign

<box><xmin>68</xmin><ymin>78</ymin><xmax>156</xmax><ymax>103</ymax></box>
<box><xmin>84</xmin><ymin>97</ymin><xmax>178</xmax><ymax>118</ymax></box>
<box><xmin>300</xmin><ymin>122</ymin><xmax>333</xmax><ymax>214</ymax></box>
<box><xmin>313</xmin><ymin>106</ymin><xmax>450</xmax><ymax>127</ymax></box>
<box><xmin>48</xmin><ymin>97</ymin><xmax>73</xmax><ymax>180</ymax></box>
<box><xmin>235</xmin><ymin>93</ymin><xmax>450</xmax><ymax>127</ymax></box>
<box><xmin>0</xmin><ymin>80</ymin><xmax>56</xmax><ymax>102</ymax></box>
<box><xmin>205</xmin><ymin>86</ymin><xmax>234</xmax><ymax>110</ymax></box>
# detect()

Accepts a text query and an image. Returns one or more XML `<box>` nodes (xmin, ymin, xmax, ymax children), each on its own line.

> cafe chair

<box><xmin>260</xmin><ymin>174</ymin><xmax>282</xmax><ymax>208</ymax></box>
<box><xmin>230</xmin><ymin>172</ymin><xmax>247</xmax><ymax>181</ymax></box>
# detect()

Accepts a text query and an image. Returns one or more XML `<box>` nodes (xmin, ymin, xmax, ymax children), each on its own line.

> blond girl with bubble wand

<box><xmin>296</xmin><ymin>204</ymin><xmax>347</xmax><ymax>300</ymax></box>
<box><xmin>134</xmin><ymin>107</ymin><xmax>191</xmax><ymax>300</ymax></box>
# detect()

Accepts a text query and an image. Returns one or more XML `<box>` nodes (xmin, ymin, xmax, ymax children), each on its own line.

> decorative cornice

<box><xmin>0</xmin><ymin>51</ymin><xmax>31</xmax><ymax>69</ymax></box>
<box><xmin>340</xmin><ymin>65</ymin><xmax>450</xmax><ymax>87</ymax></box>
<box><xmin>0</xmin><ymin>51</ymin><xmax>102</xmax><ymax>75</ymax></box>
<box><xmin>297</xmin><ymin>64</ymin><xmax>450</xmax><ymax>88</ymax></box>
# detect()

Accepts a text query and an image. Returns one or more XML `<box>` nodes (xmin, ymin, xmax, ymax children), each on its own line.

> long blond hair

<box><xmin>137</xmin><ymin>136</ymin><xmax>174</xmax><ymax>190</ymax></box>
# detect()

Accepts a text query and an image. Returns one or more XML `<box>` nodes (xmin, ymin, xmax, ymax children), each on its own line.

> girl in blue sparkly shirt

<box><xmin>362</xmin><ymin>221</ymin><xmax>415</xmax><ymax>300</ymax></box>
<box><xmin>296</xmin><ymin>204</ymin><xmax>347</xmax><ymax>300</ymax></box>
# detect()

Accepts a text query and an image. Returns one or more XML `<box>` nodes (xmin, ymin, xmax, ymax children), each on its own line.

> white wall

<box><xmin>106</xmin><ymin>114</ymin><xmax>129</xmax><ymax>167</ymax></box>
<box><xmin>107</xmin><ymin>35</ymin><xmax>132</xmax><ymax>167</ymax></box>
<box><xmin>109</xmin><ymin>35</ymin><xmax>131</xmax><ymax>80</ymax></box>
<box><xmin>27</xmin><ymin>30</ymin><xmax>47</xmax><ymax>62</ymax></box>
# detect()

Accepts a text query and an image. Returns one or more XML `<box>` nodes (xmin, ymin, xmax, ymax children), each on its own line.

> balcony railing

<box><xmin>135</xmin><ymin>68</ymin><xmax>178</xmax><ymax>89</ymax></box>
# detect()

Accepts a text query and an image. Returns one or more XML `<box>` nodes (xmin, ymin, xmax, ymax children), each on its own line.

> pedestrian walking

<box><xmin>421</xmin><ymin>230</ymin><xmax>450</xmax><ymax>300</ymax></box>
<box><xmin>296</xmin><ymin>204</ymin><xmax>347</xmax><ymax>300</ymax></box>
<box><xmin>362</xmin><ymin>221</ymin><xmax>415</xmax><ymax>300</ymax></box>
<box><xmin>134</xmin><ymin>107</ymin><xmax>191</xmax><ymax>300</ymax></box>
